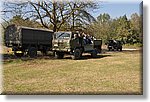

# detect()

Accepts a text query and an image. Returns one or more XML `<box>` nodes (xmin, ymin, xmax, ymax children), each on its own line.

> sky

<box><xmin>0</xmin><ymin>0</ymin><xmax>143</xmax><ymax>22</ymax></box>
<box><xmin>91</xmin><ymin>0</ymin><xmax>142</xmax><ymax>19</ymax></box>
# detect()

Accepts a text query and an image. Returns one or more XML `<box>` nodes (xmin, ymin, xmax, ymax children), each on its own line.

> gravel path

<box><xmin>122</xmin><ymin>48</ymin><xmax>139</xmax><ymax>51</ymax></box>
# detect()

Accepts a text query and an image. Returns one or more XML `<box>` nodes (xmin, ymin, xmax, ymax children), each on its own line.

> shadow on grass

<box><xmin>2</xmin><ymin>49</ymin><xmax>140</xmax><ymax>63</ymax></box>
<box><xmin>2</xmin><ymin>53</ymin><xmax>112</xmax><ymax>63</ymax></box>
<box><xmin>1</xmin><ymin>53</ymin><xmax>55</xmax><ymax>64</ymax></box>
<box><xmin>64</xmin><ymin>54</ymin><xmax>111</xmax><ymax>60</ymax></box>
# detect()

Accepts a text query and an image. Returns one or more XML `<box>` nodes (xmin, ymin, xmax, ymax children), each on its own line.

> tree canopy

<box><xmin>86</xmin><ymin>13</ymin><xmax>142</xmax><ymax>44</ymax></box>
<box><xmin>1</xmin><ymin>1</ymin><xmax>142</xmax><ymax>45</ymax></box>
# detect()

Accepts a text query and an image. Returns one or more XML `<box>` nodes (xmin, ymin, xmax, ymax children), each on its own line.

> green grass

<box><xmin>2</xmin><ymin>51</ymin><xmax>142</xmax><ymax>94</ymax></box>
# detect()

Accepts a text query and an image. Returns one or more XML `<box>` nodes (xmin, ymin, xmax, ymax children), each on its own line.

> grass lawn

<box><xmin>2</xmin><ymin>50</ymin><xmax>142</xmax><ymax>95</ymax></box>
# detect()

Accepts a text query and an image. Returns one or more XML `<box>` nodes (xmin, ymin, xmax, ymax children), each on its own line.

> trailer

<box><xmin>4</xmin><ymin>24</ymin><xmax>53</xmax><ymax>57</ymax></box>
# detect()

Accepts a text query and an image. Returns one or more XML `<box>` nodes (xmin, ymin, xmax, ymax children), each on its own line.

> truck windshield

<box><xmin>54</xmin><ymin>32</ymin><xmax>71</xmax><ymax>40</ymax></box>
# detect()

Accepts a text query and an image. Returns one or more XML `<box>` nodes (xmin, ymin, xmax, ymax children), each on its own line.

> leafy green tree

<box><xmin>86</xmin><ymin>13</ymin><xmax>142</xmax><ymax>45</ymax></box>
<box><xmin>97</xmin><ymin>13</ymin><xmax>110</xmax><ymax>23</ymax></box>
<box><xmin>86</xmin><ymin>13</ymin><xmax>111</xmax><ymax>43</ymax></box>
<box><xmin>130</xmin><ymin>13</ymin><xmax>142</xmax><ymax>44</ymax></box>
<box><xmin>114</xmin><ymin>15</ymin><xmax>131</xmax><ymax>43</ymax></box>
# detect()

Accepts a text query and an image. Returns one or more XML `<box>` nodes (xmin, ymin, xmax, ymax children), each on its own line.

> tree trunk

<box><xmin>52</xmin><ymin>1</ymin><xmax>57</xmax><ymax>32</ymax></box>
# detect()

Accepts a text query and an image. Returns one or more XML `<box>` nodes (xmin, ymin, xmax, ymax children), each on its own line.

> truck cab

<box><xmin>53</xmin><ymin>31</ymin><xmax>102</xmax><ymax>59</ymax></box>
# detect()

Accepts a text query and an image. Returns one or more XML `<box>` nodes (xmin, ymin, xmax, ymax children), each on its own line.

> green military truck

<box><xmin>4</xmin><ymin>24</ymin><xmax>53</xmax><ymax>57</ymax></box>
<box><xmin>107</xmin><ymin>40</ymin><xmax>122</xmax><ymax>51</ymax></box>
<box><xmin>52</xmin><ymin>31</ymin><xmax>102</xmax><ymax>60</ymax></box>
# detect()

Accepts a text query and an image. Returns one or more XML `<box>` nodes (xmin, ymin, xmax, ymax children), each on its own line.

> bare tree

<box><xmin>1</xmin><ymin>0</ymin><xmax>99</xmax><ymax>32</ymax></box>
<box><xmin>67</xmin><ymin>0</ymin><xmax>98</xmax><ymax>31</ymax></box>
<box><xmin>1</xmin><ymin>1</ymin><xmax>29</xmax><ymax>20</ymax></box>
<box><xmin>29</xmin><ymin>0</ymin><xmax>72</xmax><ymax>31</ymax></box>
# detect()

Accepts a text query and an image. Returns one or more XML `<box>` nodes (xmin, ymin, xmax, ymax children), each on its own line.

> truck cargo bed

<box><xmin>4</xmin><ymin>24</ymin><xmax>53</xmax><ymax>48</ymax></box>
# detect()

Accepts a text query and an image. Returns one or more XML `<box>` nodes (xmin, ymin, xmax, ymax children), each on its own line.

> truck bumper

<box><xmin>52</xmin><ymin>48</ymin><xmax>71</xmax><ymax>52</ymax></box>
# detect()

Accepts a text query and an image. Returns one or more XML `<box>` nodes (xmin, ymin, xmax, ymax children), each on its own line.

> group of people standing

<box><xmin>74</xmin><ymin>32</ymin><xmax>96</xmax><ymax>45</ymax></box>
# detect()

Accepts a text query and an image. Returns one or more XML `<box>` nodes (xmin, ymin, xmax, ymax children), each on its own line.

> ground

<box><xmin>1</xmin><ymin>47</ymin><xmax>142</xmax><ymax>95</ymax></box>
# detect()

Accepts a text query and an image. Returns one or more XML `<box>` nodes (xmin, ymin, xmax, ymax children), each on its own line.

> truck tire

<box><xmin>91</xmin><ymin>49</ymin><xmax>97</xmax><ymax>58</ymax></box>
<box><xmin>72</xmin><ymin>49</ymin><xmax>81</xmax><ymax>60</ymax></box>
<box><xmin>28</xmin><ymin>47</ymin><xmax>37</xmax><ymax>58</ymax></box>
<box><xmin>55</xmin><ymin>52</ymin><xmax>64</xmax><ymax>59</ymax></box>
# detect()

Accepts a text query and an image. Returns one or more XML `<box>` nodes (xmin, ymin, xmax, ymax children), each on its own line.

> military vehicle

<box><xmin>52</xmin><ymin>31</ymin><xmax>102</xmax><ymax>60</ymax></box>
<box><xmin>107</xmin><ymin>40</ymin><xmax>122</xmax><ymax>51</ymax></box>
<box><xmin>4</xmin><ymin>24</ymin><xmax>53</xmax><ymax>57</ymax></box>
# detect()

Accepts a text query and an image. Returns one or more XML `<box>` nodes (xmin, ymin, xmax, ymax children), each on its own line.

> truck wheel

<box><xmin>28</xmin><ymin>47</ymin><xmax>37</xmax><ymax>58</ymax></box>
<box><xmin>14</xmin><ymin>51</ymin><xmax>24</xmax><ymax>57</ymax></box>
<box><xmin>72</xmin><ymin>49</ymin><xmax>81</xmax><ymax>60</ymax></box>
<box><xmin>91</xmin><ymin>49</ymin><xmax>97</xmax><ymax>58</ymax></box>
<box><xmin>55</xmin><ymin>52</ymin><xmax>64</xmax><ymax>59</ymax></box>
